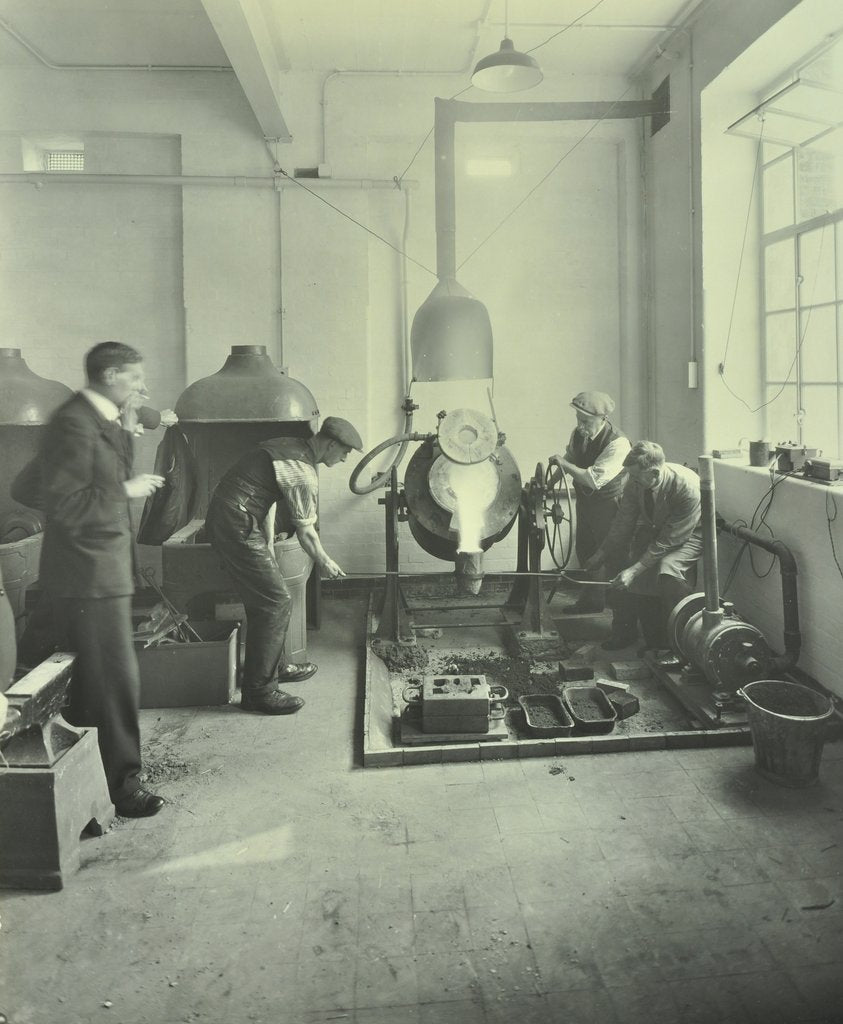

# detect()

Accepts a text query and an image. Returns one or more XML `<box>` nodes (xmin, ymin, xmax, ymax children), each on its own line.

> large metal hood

<box><xmin>0</xmin><ymin>349</ymin><xmax>72</xmax><ymax>426</ymax></box>
<box><xmin>175</xmin><ymin>345</ymin><xmax>319</xmax><ymax>423</ymax></box>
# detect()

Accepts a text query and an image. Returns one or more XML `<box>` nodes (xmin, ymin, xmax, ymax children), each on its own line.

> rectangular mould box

<box><xmin>361</xmin><ymin>595</ymin><xmax>752</xmax><ymax>767</ymax></box>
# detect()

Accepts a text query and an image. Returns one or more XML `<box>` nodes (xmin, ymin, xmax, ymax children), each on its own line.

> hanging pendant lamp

<box><xmin>471</xmin><ymin>0</ymin><xmax>542</xmax><ymax>93</ymax></box>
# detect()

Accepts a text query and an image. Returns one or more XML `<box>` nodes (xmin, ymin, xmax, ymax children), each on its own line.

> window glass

<box><xmin>799</xmin><ymin>304</ymin><xmax>837</xmax><ymax>382</ymax></box>
<box><xmin>799</xmin><ymin>224</ymin><xmax>836</xmax><ymax>306</ymax></box>
<box><xmin>764</xmin><ymin>238</ymin><xmax>796</xmax><ymax>310</ymax></box>
<box><xmin>763</xmin><ymin>155</ymin><xmax>794</xmax><ymax>232</ymax></box>
<box><xmin>765</xmin><ymin>311</ymin><xmax>798</xmax><ymax>381</ymax></box>
<box><xmin>800</xmin><ymin>385</ymin><xmax>839</xmax><ymax>457</ymax></box>
<box><xmin>797</xmin><ymin>131</ymin><xmax>842</xmax><ymax>220</ymax></box>
<box><xmin>765</xmin><ymin>384</ymin><xmax>799</xmax><ymax>443</ymax></box>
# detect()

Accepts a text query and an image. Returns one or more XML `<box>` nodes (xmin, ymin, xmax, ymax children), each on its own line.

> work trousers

<box><xmin>53</xmin><ymin>595</ymin><xmax>142</xmax><ymax>803</ymax></box>
<box><xmin>574</xmin><ymin>493</ymin><xmax>621</xmax><ymax>611</ymax></box>
<box><xmin>610</xmin><ymin>573</ymin><xmax>694</xmax><ymax>649</ymax></box>
<box><xmin>205</xmin><ymin>501</ymin><xmax>292</xmax><ymax>698</ymax></box>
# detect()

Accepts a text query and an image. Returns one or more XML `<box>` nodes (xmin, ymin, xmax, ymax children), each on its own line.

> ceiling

<box><xmin>0</xmin><ymin>0</ymin><xmax>702</xmax><ymax>77</ymax></box>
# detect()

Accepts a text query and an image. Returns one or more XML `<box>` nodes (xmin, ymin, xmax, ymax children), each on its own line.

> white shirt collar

<box><xmin>81</xmin><ymin>387</ymin><xmax>121</xmax><ymax>423</ymax></box>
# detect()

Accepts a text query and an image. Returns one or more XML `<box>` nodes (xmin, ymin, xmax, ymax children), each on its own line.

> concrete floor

<box><xmin>2</xmin><ymin>594</ymin><xmax>843</xmax><ymax>1024</ymax></box>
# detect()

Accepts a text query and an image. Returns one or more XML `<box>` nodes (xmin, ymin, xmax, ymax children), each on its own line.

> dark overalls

<box><xmin>204</xmin><ymin>439</ymin><xmax>316</xmax><ymax>700</ymax></box>
<box><xmin>568</xmin><ymin>422</ymin><xmax>627</xmax><ymax>611</ymax></box>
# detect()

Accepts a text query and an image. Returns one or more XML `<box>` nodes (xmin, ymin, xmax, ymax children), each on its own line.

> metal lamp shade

<box><xmin>471</xmin><ymin>38</ymin><xmax>543</xmax><ymax>93</ymax></box>
<box><xmin>410</xmin><ymin>278</ymin><xmax>493</xmax><ymax>382</ymax></box>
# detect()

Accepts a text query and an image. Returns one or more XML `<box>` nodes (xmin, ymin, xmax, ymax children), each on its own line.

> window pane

<box><xmin>765</xmin><ymin>311</ymin><xmax>797</xmax><ymax>381</ymax></box>
<box><xmin>763</xmin><ymin>155</ymin><xmax>794</xmax><ymax>232</ymax></box>
<box><xmin>797</xmin><ymin>130</ymin><xmax>842</xmax><ymax>220</ymax></box>
<box><xmin>765</xmin><ymin>384</ymin><xmax>799</xmax><ymax>443</ymax></box>
<box><xmin>799</xmin><ymin>385</ymin><xmax>839</xmax><ymax>458</ymax></box>
<box><xmin>798</xmin><ymin>224</ymin><xmax>836</xmax><ymax>305</ymax></box>
<box><xmin>838</xmin><ymin>223</ymin><xmax>843</xmax><ymax>300</ymax></box>
<box><xmin>801</xmin><ymin>36</ymin><xmax>843</xmax><ymax>90</ymax></box>
<box><xmin>764</xmin><ymin>239</ymin><xmax>796</xmax><ymax>311</ymax></box>
<box><xmin>799</xmin><ymin>303</ymin><xmax>837</xmax><ymax>382</ymax></box>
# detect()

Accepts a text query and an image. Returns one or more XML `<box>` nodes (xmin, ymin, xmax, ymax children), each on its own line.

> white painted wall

<box><xmin>714</xmin><ymin>461</ymin><xmax>843</xmax><ymax>699</ymax></box>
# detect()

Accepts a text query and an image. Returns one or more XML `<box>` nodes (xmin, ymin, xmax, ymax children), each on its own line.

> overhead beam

<box><xmin>200</xmin><ymin>0</ymin><xmax>290</xmax><ymax>142</ymax></box>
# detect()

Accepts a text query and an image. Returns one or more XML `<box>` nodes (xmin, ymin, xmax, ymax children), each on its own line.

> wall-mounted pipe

<box><xmin>698</xmin><ymin>455</ymin><xmax>724</xmax><ymax>626</ymax></box>
<box><xmin>0</xmin><ymin>15</ymin><xmax>232</xmax><ymax>72</ymax></box>
<box><xmin>717</xmin><ymin>517</ymin><xmax>802</xmax><ymax>670</ymax></box>
<box><xmin>0</xmin><ymin>172</ymin><xmax>418</xmax><ymax>190</ymax></box>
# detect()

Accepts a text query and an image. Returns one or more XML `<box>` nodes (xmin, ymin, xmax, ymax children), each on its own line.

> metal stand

<box><xmin>643</xmin><ymin>652</ymin><xmax>749</xmax><ymax>729</ymax></box>
<box><xmin>0</xmin><ymin>653</ymin><xmax>115</xmax><ymax>890</ymax></box>
<box><xmin>374</xmin><ymin>467</ymin><xmax>415</xmax><ymax>644</ymax></box>
<box><xmin>506</xmin><ymin>464</ymin><xmax>563</xmax><ymax>660</ymax></box>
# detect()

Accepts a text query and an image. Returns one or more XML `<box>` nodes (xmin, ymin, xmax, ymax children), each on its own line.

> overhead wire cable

<box><xmin>524</xmin><ymin>0</ymin><xmax>610</xmax><ymax>54</ymax></box>
<box><xmin>457</xmin><ymin>81</ymin><xmax>636</xmax><ymax>270</ymax></box>
<box><xmin>274</xmin><ymin>168</ymin><xmax>437</xmax><ymax>279</ymax></box>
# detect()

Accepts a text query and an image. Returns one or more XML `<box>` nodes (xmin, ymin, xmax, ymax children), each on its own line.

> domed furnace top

<box><xmin>0</xmin><ymin>348</ymin><xmax>72</xmax><ymax>426</ymax></box>
<box><xmin>175</xmin><ymin>346</ymin><xmax>319</xmax><ymax>423</ymax></box>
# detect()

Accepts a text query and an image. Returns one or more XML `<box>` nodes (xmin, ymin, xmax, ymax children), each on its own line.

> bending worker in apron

<box><xmin>205</xmin><ymin>417</ymin><xmax>363</xmax><ymax>715</ymax></box>
<box><xmin>549</xmin><ymin>391</ymin><xmax>630</xmax><ymax>613</ymax></box>
<box><xmin>585</xmin><ymin>440</ymin><xmax>702</xmax><ymax>651</ymax></box>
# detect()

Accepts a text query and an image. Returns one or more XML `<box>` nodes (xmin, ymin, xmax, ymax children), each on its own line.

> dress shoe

<box><xmin>115</xmin><ymin>788</ymin><xmax>165</xmax><ymax>818</ymax></box>
<box><xmin>277</xmin><ymin>662</ymin><xmax>318</xmax><ymax>683</ymax></box>
<box><xmin>240</xmin><ymin>690</ymin><xmax>305</xmax><ymax>715</ymax></box>
<box><xmin>600</xmin><ymin>633</ymin><xmax>638</xmax><ymax>651</ymax></box>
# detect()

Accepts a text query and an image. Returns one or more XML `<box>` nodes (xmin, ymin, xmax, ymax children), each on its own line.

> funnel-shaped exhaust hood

<box><xmin>411</xmin><ymin>279</ymin><xmax>493</xmax><ymax>382</ymax></box>
<box><xmin>175</xmin><ymin>346</ymin><xmax>319</xmax><ymax>423</ymax></box>
<box><xmin>0</xmin><ymin>348</ymin><xmax>72</xmax><ymax>426</ymax></box>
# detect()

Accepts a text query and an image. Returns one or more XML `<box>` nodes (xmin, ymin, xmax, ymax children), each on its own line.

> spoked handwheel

<box><xmin>543</xmin><ymin>462</ymin><xmax>573</xmax><ymax>569</ymax></box>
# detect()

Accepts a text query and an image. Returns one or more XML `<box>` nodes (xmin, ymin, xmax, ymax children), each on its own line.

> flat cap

<box><xmin>571</xmin><ymin>391</ymin><xmax>615</xmax><ymax>417</ymax></box>
<box><xmin>321</xmin><ymin>415</ymin><xmax>363</xmax><ymax>451</ymax></box>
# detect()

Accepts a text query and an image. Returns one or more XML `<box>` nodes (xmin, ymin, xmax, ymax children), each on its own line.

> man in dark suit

<box><xmin>38</xmin><ymin>341</ymin><xmax>166</xmax><ymax>817</ymax></box>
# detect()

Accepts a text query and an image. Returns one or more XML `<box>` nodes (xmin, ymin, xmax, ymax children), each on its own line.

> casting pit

<box><xmin>362</xmin><ymin>579</ymin><xmax>752</xmax><ymax>767</ymax></box>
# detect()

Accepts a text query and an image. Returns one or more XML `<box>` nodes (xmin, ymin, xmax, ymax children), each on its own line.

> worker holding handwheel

<box><xmin>204</xmin><ymin>417</ymin><xmax>363</xmax><ymax>715</ymax></box>
<box><xmin>549</xmin><ymin>390</ymin><xmax>630</xmax><ymax>613</ymax></box>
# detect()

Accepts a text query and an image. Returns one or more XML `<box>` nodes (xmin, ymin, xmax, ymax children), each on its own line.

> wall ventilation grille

<box><xmin>45</xmin><ymin>151</ymin><xmax>84</xmax><ymax>172</ymax></box>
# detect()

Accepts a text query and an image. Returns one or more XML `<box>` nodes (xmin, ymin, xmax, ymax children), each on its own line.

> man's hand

<box><xmin>124</xmin><ymin>474</ymin><xmax>165</xmax><ymax>499</ymax></box>
<box><xmin>120</xmin><ymin>392</ymin><xmax>146</xmax><ymax>433</ymax></box>
<box><xmin>319</xmin><ymin>557</ymin><xmax>346</xmax><ymax>580</ymax></box>
<box><xmin>609</xmin><ymin>566</ymin><xmax>638</xmax><ymax>590</ymax></box>
<box><xmin>159</xmin><ymin>409</ymin><xmax>179</xmax><ymax>428</ymax></box>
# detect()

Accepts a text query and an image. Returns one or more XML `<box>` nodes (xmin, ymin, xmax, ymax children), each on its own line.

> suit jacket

<box><xmin>39</xmin><ymin>393</ymin><xmax>136</xmax><ymax>598</ymax></box>
<box><xmin>603</xmin><ymin>462</ymin><xmax>702</xmax><ymax>578</ymax></box>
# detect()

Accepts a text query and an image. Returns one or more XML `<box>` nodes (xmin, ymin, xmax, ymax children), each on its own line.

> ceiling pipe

<box><xmin>0</xmin><ymin>15</ymin><xmax>232</xmax><ymax>72</ymax></box>
<box><xmin>0</xmin><ymin>172</ymin><xmax>417</xmax><ymax>190</ymax></box>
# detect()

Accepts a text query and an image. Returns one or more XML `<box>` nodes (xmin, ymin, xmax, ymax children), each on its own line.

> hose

<box><xmin>349</xmin><ymin>422</ymin><xmax>432</xmax><ymax>494</ymax></box>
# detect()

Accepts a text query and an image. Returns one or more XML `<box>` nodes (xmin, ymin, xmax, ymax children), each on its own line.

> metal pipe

<box><xmin>717</xmin><ymin>518</ymin><xmax>802</xmax><ymax>669</ymax></box>
<box><xmin>434</xmin><ymin>97</ymin><xmax>457</xmax><ymax>281</ymax></box>
<box><xmin>0</xmin><ymin>15</ymin><xmax>231</xmax><ymax>72</ymax></box>
<box><xmin>0</xmin><ymin>172</ymin><xmax>417</xmax><ymax>190</ymax></box>
<box><xmin>697</xmin><ymin>456</ymin><xmax>722</xmax><ymax>622</ymax></box>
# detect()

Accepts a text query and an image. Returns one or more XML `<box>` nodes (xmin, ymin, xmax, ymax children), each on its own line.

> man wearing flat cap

<box><xmin>549</xmin><ymin>391</ymin><xmax>630</xmax><ymax>613</ymax></box>
<box><xmin>205</xmin><ymin>416</ymin><xmax>362</xmax><ymax>715</ymax></box>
